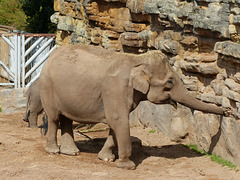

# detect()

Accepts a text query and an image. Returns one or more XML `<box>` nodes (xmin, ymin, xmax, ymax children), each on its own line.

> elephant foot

<box><xmin>45</xmin><ymin>144</ymin><xmax>60</xmax><ymax>154</ymax></box>
<box><xmin>117</xmin><ymin>159</ymin><xmax>136</xmax><ymax>170</ymax></box>
<box><xmin>29</xmin><ymin>124</ymin><xmax>38</xmax><ymax>128</ymax></box>
<box><xmin>23</xmin><ymin>118</ymin><xmax>29</xmax><ymax>122</ymax></box>
<box><xmin>60</xmin><ymin>146</ymin><xmax>80</xmax><ymax>156</ymax></box>
<box><xmin>98</xmin><ymin>149</ymin><xmax>115</xmax><ymax>162</ymax></box>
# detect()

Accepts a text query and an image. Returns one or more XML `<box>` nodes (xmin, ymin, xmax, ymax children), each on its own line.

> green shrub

<box><xmin>184</xmin><ymin>144</ymin><xmax>237</xmax><ymax>170</ymax></box>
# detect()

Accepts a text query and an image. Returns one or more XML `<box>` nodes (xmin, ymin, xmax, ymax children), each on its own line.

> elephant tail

<box><xmin>40</xmin><ymin>112</ymin><xmax>48</xmax><ymax>136</ymax></box>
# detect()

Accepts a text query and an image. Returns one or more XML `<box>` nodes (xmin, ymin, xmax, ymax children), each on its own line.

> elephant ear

<box><xmin>129</xmin><ymin>64</ymin><xmax>150</xmax><ymax>94</ymax></box>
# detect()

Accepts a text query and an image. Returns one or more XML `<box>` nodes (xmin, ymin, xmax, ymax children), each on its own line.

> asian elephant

<box><xmin>39</xmin><ymin>44</ymin><xmax>226</xmax><ymax>170</ymax></box>
<box><xmin>23</xmin><ymin>79</ymin><xmax>43</xmax><ymax>128</ymax></box>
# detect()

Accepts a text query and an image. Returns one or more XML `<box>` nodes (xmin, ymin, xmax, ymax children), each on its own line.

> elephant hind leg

<box><xmin>45</xmin><ymin>113</ymin><xmax>60</xmax><ymax>154</ymax></box>
<box><xmin>28</xmin><ymin>112</ymin><xmax>38</xmax><ymax>128</ymax></box>
<box><xmin>28</xmin><ymin>102</ymin><xmax>43</xmax><ymax>128</ymax></box>
<box><xmin>59</xmin><ymin>115</ymin><xmax>80</xmax><ymax>155</ymax></box>
<box><xmin>23</xmin><ymin>109</ymin><xmax>30</xmax><ymax>122</ymax></box>
<box><xmin>98</xmin><ymin>128</ymin><xmax>116</xmax><ymax>162</ymax></box>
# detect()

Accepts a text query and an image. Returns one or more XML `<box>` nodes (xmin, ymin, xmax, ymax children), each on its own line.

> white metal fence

<box><xmin>0</xmin><ymin>32</ymin><xmax>57</xmax><ymax>88</ymax></box>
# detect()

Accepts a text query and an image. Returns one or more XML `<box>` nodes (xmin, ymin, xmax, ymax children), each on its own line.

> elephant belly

<box><xmin>56</xmin><ymin>92</ymin><xmax>107</xmax><ymax>124</ymax></box>
<box><xmin>61</xmin><ymin>111</ymin><xmax>107</xmax><ymax>124</ymax></box>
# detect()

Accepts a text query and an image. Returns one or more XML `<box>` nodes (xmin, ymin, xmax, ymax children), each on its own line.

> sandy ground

<box><xmin>0</xmin><ymin>113</ymin><xmax>240</xmax><ymax>180</ymax></box>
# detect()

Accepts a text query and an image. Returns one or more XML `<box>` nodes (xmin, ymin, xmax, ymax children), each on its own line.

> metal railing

<box><xmin>0</xmin><ymin>32</ymin><xmax>57</xmax><ymax>88</ymax></box>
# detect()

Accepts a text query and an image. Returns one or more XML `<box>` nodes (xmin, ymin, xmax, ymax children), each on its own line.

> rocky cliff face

<box><xmin>52</xmin><ymin>0</ymin><xmax>240</xmax><ymax>166</ymax></box>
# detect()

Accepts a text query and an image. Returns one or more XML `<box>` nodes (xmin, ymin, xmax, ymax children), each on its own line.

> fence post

<box><xmin>17</xmin><ymin>33</ymin><xmax>21</xmax><ymax>88</ymax></box>
<box><xmin>21</xmin><ymin>34</ymin><xmax>25</xmax><ymax>88</ymax></box>
<box><xmin>14</xmin><ymin>35</ymin><xmax>18</xmax><ymax>88</ymax></box>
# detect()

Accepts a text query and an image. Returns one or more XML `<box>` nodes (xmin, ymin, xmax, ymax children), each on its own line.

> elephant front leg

<box><xmin>60</xmin><ymin>115</ymin><xmax>80</xmax><ymax>155</ymax></box>
<box><xmin>114</xmin><ymin>121</ymin><xmax>135</xmax><ymax>170</ymax></box>
<box><xmin>103</xmin><ymin>99</ymin><xmax>135</xmax><ymax>169</ymax></box>
<box><xmin>98</xmin><ymin>128</ymin><xmax>116</xmax><ymax>162</ymax></box>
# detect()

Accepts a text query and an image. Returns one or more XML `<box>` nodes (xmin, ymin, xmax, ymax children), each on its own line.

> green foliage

<box><xmin>0</xmin><ymin>0</ymin><xmax>56</xmax><ymax>32</ymax></box>
<box><xmin>148</xmin><ymin>129</ymin><xmax>156</xmax><ymax>133</ymax></box>
<box><xmin>184</xmin><ymin>144</ymin><xmax>237</xmax><ymax>170</ymax></box>
<box><xmin>185</xmin><ymin>144</ymin><xmax>208</xmax><ymax>155</ymax></box>
<box><xmin>0</xmin><ymin>0</ymin><xmax>27</xmax><ymax>30</ymax></box>
<box><xmin>22</xmin><ymin>0</ymin><xmax>56</xmax><ymax>33</ymax></box>
<box><xmin>210</xmin><ymin>155</ymin><xmax>237</xmax><ymax>169</ymax></box>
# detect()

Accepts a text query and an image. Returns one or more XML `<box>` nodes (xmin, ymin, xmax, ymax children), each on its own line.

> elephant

<box><xmin>39</xmin><ymin>44</ymin><xmax>226</xmax><ymax>170</ymax></box>
<box><xmin>23</xmin><ymin>79</ymin><xmax>43</xmax><ymax>128</ymax></box>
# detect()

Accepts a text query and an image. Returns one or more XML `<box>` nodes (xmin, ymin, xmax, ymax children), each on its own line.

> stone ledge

<box><xmin>0</xmin><ymin>88</ymin><xmax>27</xmax><ymax>114</ymax></box>
<box><xmin>214</xmin><ymin>41</ymin><xmax>240</xmax><ymax>60</ymax></box>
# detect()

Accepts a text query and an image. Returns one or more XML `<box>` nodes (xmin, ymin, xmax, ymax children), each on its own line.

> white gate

<box><xmin>0</xmin><ymin>32</ymin><xmax>57</xmax><ymax>88</ymax></box>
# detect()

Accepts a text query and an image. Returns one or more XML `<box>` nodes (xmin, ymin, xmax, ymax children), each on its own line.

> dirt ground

<box><xmin>0</xmin><ymin>113</ymin><xmax>240</xmax><ymax>180</ymax></box>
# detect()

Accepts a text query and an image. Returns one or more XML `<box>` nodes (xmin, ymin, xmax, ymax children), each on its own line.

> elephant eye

<box><xmin>167</xmin><ymin>79</ymin><xmax>173</xmax><ymax>84</ymax></box>
<box><xmin>164</xmin><ymin>78</ymin><xmax>173</xmax><ymax>91</ymax></box>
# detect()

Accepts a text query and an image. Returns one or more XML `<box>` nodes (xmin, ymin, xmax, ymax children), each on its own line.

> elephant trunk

<box><xmin>170</xmin><ymin>75</ymin><xmax>224</xmax><ymax>115</ymax></box>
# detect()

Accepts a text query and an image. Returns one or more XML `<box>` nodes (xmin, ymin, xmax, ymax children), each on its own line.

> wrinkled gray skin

<box><xmin>40</xmin><ymin>44</ymin><xmax>225</xmax><ymax>170</ymax></box>
<box><xmin>23</xmin><ymin>79</ymin><xmax>43</xmax><ymax>128</ymax></box>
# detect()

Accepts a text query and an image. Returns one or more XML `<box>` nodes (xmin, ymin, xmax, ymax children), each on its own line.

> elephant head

<box><xmin>129</xmin><ymin>53</ymin><xmax>224</xmax><ymax>115</ymax></box>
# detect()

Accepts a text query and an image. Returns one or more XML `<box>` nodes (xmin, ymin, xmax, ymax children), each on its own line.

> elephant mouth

<box><xmin>169</xmin><ymin>99</ymin><xmax>177</xmax><ymax>109</ymax></box>
<box><xmin>149</xmin><ymin>98</ymin><xmax>177</xmax><ymax>108</ymax></box>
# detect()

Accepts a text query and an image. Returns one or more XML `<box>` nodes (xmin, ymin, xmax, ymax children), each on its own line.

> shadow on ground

<box><xmin>75</xmin><ymin>136</ymin><xmax>203</xmax><ymax>168</ymax></box>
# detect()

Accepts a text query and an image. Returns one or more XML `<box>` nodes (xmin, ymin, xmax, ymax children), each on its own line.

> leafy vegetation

<box><xmin>0</xmin><ymin>0</ymin><xmax>56</xmax><ymax>33</ymax></box>
<box><xmin>0</xmin><ymin>0</ymin><xmax>27</xmax><ymax>30</ymax></box>
<box><xmin>22</xmin><ymin>0</ymin><xmax>56</xmax><ymax>33</ymax></box>
<box><xmin>149</xmin><ymin>129</ymin><xmax>156</xmax><ymax>133</ymax></box>
<box><xmin>184</xmin><ymin>144</ymin><xmax>238</xmax><ymax>170</ymax></box>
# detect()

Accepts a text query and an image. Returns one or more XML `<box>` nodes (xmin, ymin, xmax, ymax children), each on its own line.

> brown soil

<box><xmin>0</xmin><ymin>113</ymin><xmax>239</xmax><ymax>180</ymax></box>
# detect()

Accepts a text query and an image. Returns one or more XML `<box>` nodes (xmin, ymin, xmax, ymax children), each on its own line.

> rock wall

<box><xmin>52</xmin><ymin>0</ymin><xmax>240</xmax><ymax>166</ymax></box>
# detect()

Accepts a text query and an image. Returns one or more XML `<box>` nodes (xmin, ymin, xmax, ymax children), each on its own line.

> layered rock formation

<box><xmin>52</xmin><ymin>0</ymin><xmax>240</xmax><ymax>166</ymax></box>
